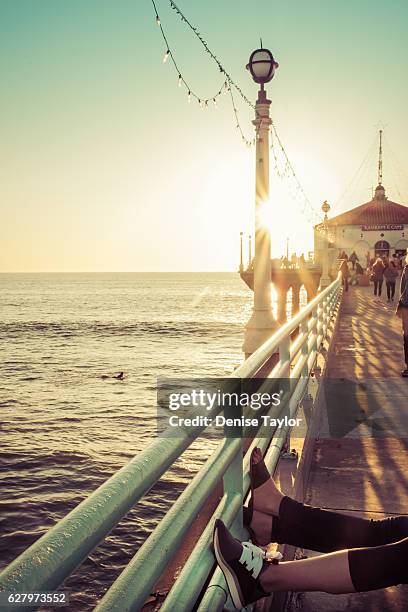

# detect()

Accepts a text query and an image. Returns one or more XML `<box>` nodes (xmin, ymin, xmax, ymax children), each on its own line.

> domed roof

<box><xmin>325</xmin><ymin>185</ymin><xmax>408</xmax><ymax>226</ymax></box>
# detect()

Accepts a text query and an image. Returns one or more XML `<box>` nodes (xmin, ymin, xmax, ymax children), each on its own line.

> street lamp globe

<box><xmin>246</xmin><ymin>48</ymin><xmax>278</xmax><ymax>84</ymax></box>
<box><xmin>322</xmin><ymin>200</ymin><xmax>331</xmax><ymax>220</ymax></box>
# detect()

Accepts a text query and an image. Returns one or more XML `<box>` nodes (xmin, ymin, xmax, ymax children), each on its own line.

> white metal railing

<box><xmin>0</xmin><ymin>276</ymin><xmax>342</xmax><ymax>612</ymax></box>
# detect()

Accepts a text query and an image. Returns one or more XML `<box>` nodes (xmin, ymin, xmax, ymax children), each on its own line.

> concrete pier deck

<box><xmin>294</xmin><ymin>284</ymin><xmax>408</xmax><ymax>611</ymax></box>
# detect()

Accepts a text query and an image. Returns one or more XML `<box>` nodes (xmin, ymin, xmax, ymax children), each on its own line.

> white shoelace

<box><xmin>239</xmin><ymin>541</ymin><xmax>282</xmax><ymax>578</ymax></box>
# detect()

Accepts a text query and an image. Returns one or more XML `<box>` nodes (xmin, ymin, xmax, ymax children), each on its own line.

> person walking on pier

<box><xmin>339</xmin><ymin>259</ymin><xmax>349</xmax><ymax>292</ymax></box>
<box><xmin>213</xmin><ymin>448</ymin><xmax>408</xmax><ymax>609</ymax></box>
<box><xmin>396</xmin><ymin>253</ymin><xmax>408</xmax><ymax>377</ymax></box>
<box><xmin>372</xmin><ymin>257</ymin><xmax>385</xmax><ymax>297</ymax></box>
<box><xmin>349</xmin><ymin>251</ymin><xmax>359</xmax><ymax>270</ymax></box>
<box><xmin>384</xmin><ymin>260</ymin><xmax>399</xmax><ymax>302</ymax></box>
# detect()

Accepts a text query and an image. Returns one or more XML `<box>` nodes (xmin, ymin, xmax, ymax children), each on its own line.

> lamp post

<box><xmin>319</xmin><ymin>200</ymin><xmax>331</xmax><ymax>289</ymax></box>
<box><xmin>239</xmin><ymin>231</ymin><xmax>244</xmax><ymax>273</ymax></box>
<box><xmin>243</xmin><ymin>47</ymin><xmax>279</xmax><ymax>358</ymax></box>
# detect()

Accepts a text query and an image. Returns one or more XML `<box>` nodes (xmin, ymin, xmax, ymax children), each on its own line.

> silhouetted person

<box><xmin>339</xmin><ymin>259</ymin><xmax>350</xmax><ymax>292</ymax></box>
<box><xmin>349</xmin><ymin>251</ymin><xmax>359</xmax><ymax>270</ymax></box>
<box><xmin>101</xmin><ymin>372</ymin><xmax>125</xmax><ymax>380</ymax></box>
<box><xmin>366</xmin><ymin>251</ymin><xmax>371</xmax><ymax>269</ymax></box>
<box><xmin>384</xmin><ymin>260</ymin><xmax>399</xmax><ymax>302</ymax></box>
<box><xmin>355</xmin><ymin>262</ymin><xmax>364</xmax><ymax>275</ymax></box>
<box><xmin>372</xmin><ymin>257</ymin><xmax>385</xmax><ymax>297</ymax></box>
<box><xmin>396</xmin><ymin>254</ymin><xmax>408</xmax><ymax>377</ymax></box>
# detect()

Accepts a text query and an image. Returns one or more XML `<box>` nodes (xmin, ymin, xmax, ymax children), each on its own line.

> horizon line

<box><xmin>0</xmin><ymin>270</ymin><xmax>240</xmax><ymax>274</ymax></box>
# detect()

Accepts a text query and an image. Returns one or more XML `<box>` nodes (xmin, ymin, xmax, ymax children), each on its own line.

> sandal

<box><xmin>243</xmin><ymin>447</ymin><xmax>270</xmax><ymax>538</ymax></box>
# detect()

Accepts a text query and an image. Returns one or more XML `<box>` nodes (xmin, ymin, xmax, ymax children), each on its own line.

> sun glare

<box><xmin>256</xmin><ymin>181</ymin><xmax>316</xmax><ymax>258</ymax></box>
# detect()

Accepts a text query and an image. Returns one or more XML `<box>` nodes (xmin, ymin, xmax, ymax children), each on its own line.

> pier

<box><xmin>1</xmin><ymin>12</ymin><xmax>408</xmax><ymax>609</ymax></box>
<box><xmin>0</xmin><ymin>278</ymin><xmax>343</xmax><ymax>611</ymax></box>
<box><xmin>286</xmin><ymin>283</ymin><xmax>408</xmax><ymax>611</ymax></box>
<box><xmin>1</xmin><ymin>276</ymin><xmax>408</xmax><ymax>611</ymax></box>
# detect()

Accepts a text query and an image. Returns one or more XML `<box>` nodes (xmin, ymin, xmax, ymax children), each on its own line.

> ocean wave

<box><xmin>0</xmin><ymin>320</ymin><xmax>242</xmax><ymax>339</ymax></box>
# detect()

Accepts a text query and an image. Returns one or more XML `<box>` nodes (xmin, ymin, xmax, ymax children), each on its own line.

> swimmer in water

<box><xmin>101</xmin><ymin>372</ymin><xmax>124</xmax><ymax>380</ymax></box>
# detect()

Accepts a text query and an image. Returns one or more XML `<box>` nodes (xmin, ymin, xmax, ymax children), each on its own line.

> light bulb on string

<box><xmin>213</xmin><ymin>98</ymin><xmax>217</xmax><ymax>107</ymax></box>
<box><xmin>178</xmin><ymin>74</ymin><xmax>182</xmax><ymax>87</ymax></box>
<box><xmin>187</xmin><ymin>91</ymin><xmax>191</xmax><ymax>103</ymax></box>
<box><xmin>156</xmin><ymin>15</ymin><xmax>161</xmax><ymax>26</ymax></box>
<box><xmin>163</xmin><ymin>50</ymin><xmax>170</xmax><ymax>63</ymax></box>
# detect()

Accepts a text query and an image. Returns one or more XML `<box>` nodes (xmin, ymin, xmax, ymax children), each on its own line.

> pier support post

<box><xmin>291</xmin><ymin>283</ymin><xmax>301</xmax><ymax>317</ymax></box>
<box><xmin>276</xmin><ymin>283</ymin><xmax>288</xmax><ymax>324</ymax></box>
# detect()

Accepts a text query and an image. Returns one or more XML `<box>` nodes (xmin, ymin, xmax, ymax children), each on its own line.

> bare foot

<box><xmin>249</xmin><ymin>509</ymin><xmax>274</xmax><ymax>546</ymax></box>
<box><xmin>252</xmin><ymin>448</ymin><xmax>284</xmax><ymax>516</ymax></box>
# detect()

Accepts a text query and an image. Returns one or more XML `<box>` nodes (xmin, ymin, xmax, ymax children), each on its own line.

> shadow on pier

<box><xmin>294</xmin><ymin>284</ymin><xmax>408</xmax><ymax>612</ymax></box>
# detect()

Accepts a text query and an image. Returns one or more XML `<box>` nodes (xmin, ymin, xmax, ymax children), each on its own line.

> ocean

<box><xmin>0</xmin><ymin>273</ymin><xmax>257</xmax><ymax>609</ymax></box>
<box><xmin>0</xmin><ymin>272</ymin><xmax>305</xmax><ymax>609</ymax></box>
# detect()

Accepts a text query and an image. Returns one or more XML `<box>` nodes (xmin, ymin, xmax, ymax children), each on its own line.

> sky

<box><xmin>1</xmin><ymin>0</ymin><xmax>408</xmax><ymax>272</ymax></box>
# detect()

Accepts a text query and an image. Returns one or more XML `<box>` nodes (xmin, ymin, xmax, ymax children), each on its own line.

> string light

<box><xmin>167</xmin><ymin>0</ymin><xmax>255</xmax><ymax>110</ymax></box>
<box><xmin>152</xmin><ymin>1</ymin><xmax>325</xmax><ymax>232</ymax></box>
<box><xmin>151</xmin><ymin>0</ymin><xmax>324</xmax><ymax>236</ymax></box>
<box><xmin>270</xmin><ymin>124</ymin><xmax>326</xmax><ymax>231</ymax></box>
<box><xmin>151</xmin><ymin>0</ymin><xmax>227</xmax><ymax>110</ymax></box>
<box><xmin>228</xmin><ymin>86</ymin><xmax>259</xmax><ymax>147</ymax></box>
<box><xmin>150</xmin><ymin>0</ymin><xmax>260</xmax><ymax>145</ymax></box>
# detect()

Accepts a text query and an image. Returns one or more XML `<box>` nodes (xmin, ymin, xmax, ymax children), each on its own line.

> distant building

<box><xmin>314</xmin><ymin>132</ymin><xmax>408</xmax><ymax>269</ymax></box>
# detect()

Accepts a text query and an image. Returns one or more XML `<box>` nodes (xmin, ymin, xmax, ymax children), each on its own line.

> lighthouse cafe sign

<box><xmin>361</xmin><ymin>224</ymin><xmax>404</xmax><ymax>231</ymax></box>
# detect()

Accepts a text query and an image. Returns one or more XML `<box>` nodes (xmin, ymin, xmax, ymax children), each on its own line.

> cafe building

<box><xmin>315</xmin><ymin>183</ymin><xmax>408</xmax><ymax>269</ymax></box>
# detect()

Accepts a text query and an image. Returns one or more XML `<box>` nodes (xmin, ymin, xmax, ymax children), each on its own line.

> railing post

<box><xmin>318</xmin><ymin>296</ymin><xmax>325</xmax><ymax>344</ymax></box>
<box><xmin>278</xmin><ymin>335</ymin><xmax>292</xmax><ymax>456</ymax></box>
<box><xmin>300</xmin><ymin>316</ymin><xmax>309</xmax><ymax>377</ymax></box>
<box><xmin>222</xmin><ymin>399</ymin><xmax>243</xmax><ymax>537</ymax></box>
<box><xmin>312</xmin><ymin>306</ymin><xmax>319</xmax><ymax>355</ymax></box>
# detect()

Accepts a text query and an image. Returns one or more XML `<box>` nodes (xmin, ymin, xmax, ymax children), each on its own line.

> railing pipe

<box><xmin>198</xmin><ymin>372</ymin><xmax>311</xmax><ymax>611</ymax></box>
<box><xmin>0</xmin><ymin>433</ymin><xmax>211</xmax><ymax>603</ymax></box>
<box><xmin>159</xmin><ymin>492</ymin><xmax>241</xmax><ymax>612</ymax></box>
<box><xmin>94</xmin><ymin>438</ymin><xmax>241</xmax><ymax>611</ymax></box>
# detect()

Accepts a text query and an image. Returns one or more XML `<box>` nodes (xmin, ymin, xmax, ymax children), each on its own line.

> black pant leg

<box><xmin>348</xmin><ymin>537</ymin><xmax>408</xmax><ymax>591</ymax></box>
<box><xmin>271</xmin><ymin>497</ymin><xmax>408</xmax><ymax>553</ymax></box>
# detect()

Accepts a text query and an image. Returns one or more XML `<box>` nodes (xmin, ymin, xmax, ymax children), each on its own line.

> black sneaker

<box><xmin>402</xmin><ymin>369</ymin><xmax>408</xmax><ymax>378</ymax></box>
<box><xmin>213</xmin><ymin>519</ymin><xmax>281</xmax><ymax>609</ymax></box>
